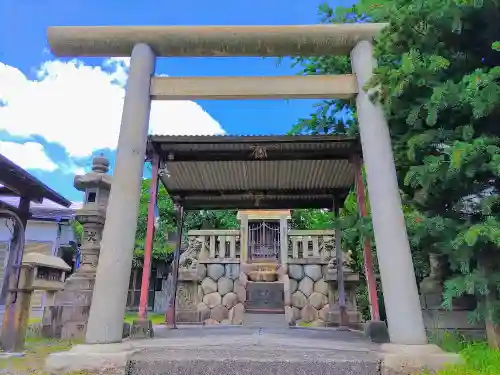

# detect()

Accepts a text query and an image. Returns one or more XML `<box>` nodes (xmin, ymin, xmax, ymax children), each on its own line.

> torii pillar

<box><xmin>351</xmin><ymin>41</ymin><xmax>427</xmax><ymax>345</ymax></box>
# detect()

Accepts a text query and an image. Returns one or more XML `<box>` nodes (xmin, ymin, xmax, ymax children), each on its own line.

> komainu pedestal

<box><xmin>176</xmin><ymin>275</ymin><xmax>203</xmax><ymax>324</ymax></box>
<box><xmin>324</xmin><ymin>260</ymin><xmax>363</xmax><ymax>329</ymax></box>
<box><xmin>174</xmin><ymin>244</ymin><xmax>204</xmax><ymax>324</ymax></box>
<box><xmin>42</xmin><ymin>155</ymin><xmax>112</xmax><ymax>339</ymax></box>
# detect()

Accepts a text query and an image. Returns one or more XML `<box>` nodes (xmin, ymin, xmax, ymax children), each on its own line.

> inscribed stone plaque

<box><xmin>245</xmin><ymin>282</ymin><xmax>284</xmax><ymax>313</ymax></box>
<box><xmin>175</xmin><ymin>280</ymin><xmax>201</xmax><ymax>324</ymax></box>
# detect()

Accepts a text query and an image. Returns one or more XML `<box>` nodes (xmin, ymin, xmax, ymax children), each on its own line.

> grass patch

<box><xmin>0</xmin><ymin>312</ymin><xmax>163</xmax><ymax>373</ymax></box>
<box><xmin>27</xmin><ymin>312</ymin><xmax>165</xmax><ymax>329</ymax></box>
<box><xmin>428</xmin><ymin>331</ymin><xmax>500</xmax><ymax>375</ymax></box>
<box><xmin>28</xmin><ymin>317</ymin><xmax>42</xmax><ymax>325</ymax></box>
<box><xmin>429</xmin><ymin>342</ymin><xmax>500</xmax><ymax>375</ymax></box>
<box><xmin>123</xmin><ymin>312</ymin><xmax>165</xmax><ymax>325</ymax></box>
<box><xmin>297</xmin><ymin>321</ymin><xmax>314</xmax><ymax>327</ymax></box>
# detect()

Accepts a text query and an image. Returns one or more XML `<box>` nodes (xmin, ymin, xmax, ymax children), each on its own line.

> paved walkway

<box><xmin>130</xmin><ymin>326</ymin><xmax>382</xmax><ymax>374</ymax></box>
<box><xmin>45</xmin><ymin>325</ymin><xmax>460</xmax><ymax>374</ymax></box>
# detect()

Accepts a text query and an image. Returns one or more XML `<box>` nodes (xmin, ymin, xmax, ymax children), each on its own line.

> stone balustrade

<box><xmin>287</xmin><ymin>230</ymin><xmax>335</xmax><ymax>263</ymax></box>
<box><xmin>180</xmin><ymin>227</ymin><xmax>361</xmax><ymax>327</ymax></box>
<box><xmin>188</xmin><ymin>230</ymin><xmax>241</xmax><ymax>263</ymax></box>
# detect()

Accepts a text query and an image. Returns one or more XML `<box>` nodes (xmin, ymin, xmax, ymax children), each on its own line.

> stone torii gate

<box><xmin>47</xmin><ymin>24</ymin><xmax>425</xmax><ymax>346</ymax></box>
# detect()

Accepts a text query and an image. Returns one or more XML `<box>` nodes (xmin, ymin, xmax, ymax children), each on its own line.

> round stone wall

<box><xmin>286</xmin><ymin>264</ymin><xmax>330</xmax><ymax>327</ymax></box>
<box><xmin>197</xmin><ymin>263</ymin><xmax>245</xmax><ymax>325</ymax></box>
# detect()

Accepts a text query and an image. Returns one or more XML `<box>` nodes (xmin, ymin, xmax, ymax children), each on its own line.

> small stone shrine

<box><xmin>41</xmin><ymin>155</ymin><xmax>112</xmax><ymax>339</ymax></box>
<box><xmin>175</xmin><ymin>210</ymin><xmax>363</xmax><ymax>327</ymax></box>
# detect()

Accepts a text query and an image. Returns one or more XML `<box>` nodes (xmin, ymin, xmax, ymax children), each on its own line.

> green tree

<box><xmin>290</xmin><ymin>0</ymin><xmax>500</xmax><ymax>335</ymax></box>
<box><xmin>133</xmin><ymin>178</ymin><xmax>176</xmax><ymax>266</ymax></box>
<box><xmin>132</xmin><ymin>178</ymin><xmax>238</xmax><ymax>266</ymax></box>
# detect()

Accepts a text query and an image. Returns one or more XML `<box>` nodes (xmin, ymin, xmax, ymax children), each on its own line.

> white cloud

<box><xmin>0</xmin><ymin>58</ymin><xmax>225</xmax><ymax>158</ymax></box>
<box><xmin>0</xmin><ymin>141</ymin><xmax>58</xmax><ymax>171</ymax></box>
<box><xmin>73</xmin><ymin>167</ymin><xmax>86</xmax><ymax>175</ymax></box>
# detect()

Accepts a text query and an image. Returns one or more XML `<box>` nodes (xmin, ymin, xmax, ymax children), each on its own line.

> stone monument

<box><xmin>41</xmin><ymin>155</ymin><xmax>112</xmax><ymax>339</ymax></box>
<box><xmin>420</xmin><ymin>254</ymin><xmax>484</xmax><ymax>339</ymax></box>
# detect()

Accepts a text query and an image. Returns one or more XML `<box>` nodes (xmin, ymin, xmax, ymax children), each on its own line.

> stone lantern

<box><xmin>72</xmin><ymin>154</ymin><xmax>112</xmax><ymax>276</ymax></box>
<box><xmin>41</xmin><ymin>154</ymin><xmax>112</xmax><ymax>340</ymax></box>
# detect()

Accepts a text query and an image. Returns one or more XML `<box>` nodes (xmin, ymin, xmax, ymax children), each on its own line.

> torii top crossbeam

<box><xmin>47</xmin><ymin>24</ymin><xmax>387</xmax><ymax>57</ymax></box>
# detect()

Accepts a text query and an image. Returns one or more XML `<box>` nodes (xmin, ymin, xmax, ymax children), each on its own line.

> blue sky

<box><xmin>0</xmin><ymin>0</ymin><xmax>354</xmax><ymax>202</ymax></box>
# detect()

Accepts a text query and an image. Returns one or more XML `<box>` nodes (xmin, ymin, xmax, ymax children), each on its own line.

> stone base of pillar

<box><xmin>378</xmin><ymin>343</ymin><xmax>461</xmax><ymax>375</ymax></box>
<box><xmin>130</xmin><ymin>319</ymin><xmax>154</xmax><ymax>339</ymax></box>
<box><xmin>364</xmin><ymin>320</ymin><xmax>390</xmax><ymax>343</ymax></box>
<box><xmin>41</xmin><ymin>273</ymin><xmax>95</xmax><ymax>340</ymax></box>
<box><xmin>326</xmin><ymin>309</ymin><xmax>363</xmax><ymax>330</ymax></box>
<box><xmin>45</xmin><ymin>342</ymin><xmax>137</xmax><ymax>374</ymax></box>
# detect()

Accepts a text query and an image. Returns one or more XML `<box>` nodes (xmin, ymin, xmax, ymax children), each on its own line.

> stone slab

<box><xmin>422</xmin><ymin>310</ymin><xmax>484</xmax><ymax>330</ymax></box>
<box><xmin>242</xmin><ymin>313</ymin><xmax>288</xmax><ymax>328</ymax></box>
<box><xmin>129</xmin><ymin>354</ymin><xmax>379</xmax><ymax>375</ymax></box>
<box><xmin>46</xmin><ymin>326</ymin><xmax>379</xmax><ymax>374</ymax></box>
<box><xmin>128</xmin><ymin>328</ymin><xmax>380</xmax><ymax>375</ymax></box>
<box><xmin>0</xmin><ymin>352</ymin><xmax>25</xmax><ymax>359</ymax></box>
<box><xmin>45</xmin><ymin>342</ymin><xmax>138</xmax><ymax>374</ymax></box>
<box><xmin>45</xmin><ymin>326</ymin><xmax>461</xmax><ymax>375</ymax></box>
<box><xmin>246</xmin><ymin>282</ymin><xmax>284</xmax><ymax>313</ymax></box>
<box><xmin>378</xmin><ymin>343</ymin><xmax>461</xmax><ymax>375</ymax></box>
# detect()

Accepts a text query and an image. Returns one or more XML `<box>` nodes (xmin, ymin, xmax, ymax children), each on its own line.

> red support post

<box><xmin>166</xmin><ymin>203</ymin><xmax>184</xmax><ymax>329</ymax></box>
<box><xmin>353</xmin><ymin>155</ymin><xmax>381</xmax><ymax>321</ymax></box>
<box><xmin>138</xmin><ymin>153</ymin><xmax>160</xmax><ymax>320</ymax></box>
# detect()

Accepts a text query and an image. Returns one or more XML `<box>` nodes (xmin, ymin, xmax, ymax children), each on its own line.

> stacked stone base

<box><xmin>285</xmin><ymin>263</ymin><xmax>362</xmax><ymax>328</ymax></box>
<box><xmin>41</xmin><ymin>274</ymin><xmax>95</xmax><ymax>339</ymax></box>
<box><xmin>196</xmin><ymin>263</ymin><xmax>246</xmax><ymax>325</ymax></box>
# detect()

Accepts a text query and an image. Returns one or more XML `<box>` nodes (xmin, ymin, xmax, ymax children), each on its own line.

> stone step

<box><xmin>127</xmin><ymin>346</ymin><xmax>380</xmax><ymax>375</ymax></box>
<box><xmin>242</xmin><ymin>313</ymin><xmax>288</xmax><ymax>328</ymax></box>
<box><xmin>245</xmin><ymin>282</ymin><xmax>285</xmax><ymax>313</ymax></box>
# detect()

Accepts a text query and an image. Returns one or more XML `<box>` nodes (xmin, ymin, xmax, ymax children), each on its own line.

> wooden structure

<box><xmin>0</xmin><ymin>154</ymin><xmax>71</xmax><ymax>352</ymax></box>
<box><xmin>145</xmin><ymin>134</ymin><xmax>366</xmax><ymax>325</ymax></box>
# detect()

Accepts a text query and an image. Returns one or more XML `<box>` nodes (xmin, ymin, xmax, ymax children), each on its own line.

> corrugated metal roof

<box><xmin>166</xmin><ymin>160</ymin><xmax>352</xmax><ymax>192</ymax></box>
<box><xmin>148</xmin><ymin>134</ymin><xmax>359</xmax><ymax>209</ymax></box>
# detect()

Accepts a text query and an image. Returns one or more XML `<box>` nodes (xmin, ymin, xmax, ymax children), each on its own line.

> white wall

<box><xmin>0</xmin><ymin>219</ymin><xmax>55</xmax><ymax>244</ymax></box>
<box><xmin>59</xmin><ymin>224</ymin><xmax>76</xmax><ymax>246</ymax></box>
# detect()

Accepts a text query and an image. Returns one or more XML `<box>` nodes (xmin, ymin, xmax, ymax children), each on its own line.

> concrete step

<box><xmin>242</xmin><ymin>313</ymin><xmax>288</xmax><ymax>328</ymax></box>
<box><xmin>127</xmin><ymin>346</ymin><xmax>380</xmax><ymax>375</ymax></box>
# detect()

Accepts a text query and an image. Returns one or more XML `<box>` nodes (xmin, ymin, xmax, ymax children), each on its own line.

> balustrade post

<box><xmin>279</xmin><ymin>215</ymin><xmax>288</xmax><ymax>264</ymax></box>
<box><xmin>239</xmin><ymin>214</ymin><xmax>249</xmax><ymax>262</ymax></box>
